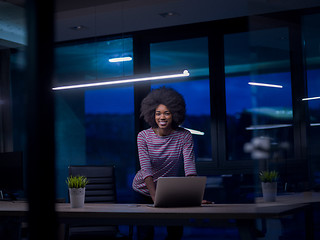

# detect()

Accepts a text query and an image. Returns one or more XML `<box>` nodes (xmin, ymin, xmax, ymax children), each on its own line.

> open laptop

<box><xmin>153</xmin><ymin>176</ymin><xmax>207</xmax><ymax>207</ymax></box>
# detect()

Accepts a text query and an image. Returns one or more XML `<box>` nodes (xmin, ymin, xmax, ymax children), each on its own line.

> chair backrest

<box><xmin>66</xmin><ymin>165</ymin><xmax>122</xmax><ymax>239</ymax></box>
<box><xmin>68</xmin><ymin>165</ymin><xmax>117</xmax><ymax>203</ymax></box>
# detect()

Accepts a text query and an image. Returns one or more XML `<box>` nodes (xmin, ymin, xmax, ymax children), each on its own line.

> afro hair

<box><xmin>140</xmin><ymin>87</ymin><xmax>186</xmax><ymax>129</ymax></box>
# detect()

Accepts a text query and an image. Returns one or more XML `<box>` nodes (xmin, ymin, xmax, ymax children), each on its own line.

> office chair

<box><xmin>65</xmin><ymin>165</ymin><xmax>133</xmax><ymax>240</ymax></box>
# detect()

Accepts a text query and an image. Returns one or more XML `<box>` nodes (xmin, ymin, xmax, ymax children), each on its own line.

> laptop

<box><xmin>153</xmin><ymin>176</ymin><xmax>207</xmax><ymax>207</ymax></box>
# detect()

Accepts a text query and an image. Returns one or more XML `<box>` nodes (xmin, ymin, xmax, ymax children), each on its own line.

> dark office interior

<box><xmin>1</xmin><ymin>0</ymin><xmax>320</xmax><ymax>239</ymax></box>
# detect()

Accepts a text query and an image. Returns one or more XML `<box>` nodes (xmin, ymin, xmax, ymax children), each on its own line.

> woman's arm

<box><xmin>144</xmin><ymin>176</ymin><xmax>156</xmax><ymax>202</ymax></box>
<box><xmin>182</xmin><ymin>131</ymin><xmax>197</xmax><ymax>176</ymax></box>
<box><xmin>137</xmin><ymin>131</ymin><xmax>154</xmax><ymax>183</ymax></box>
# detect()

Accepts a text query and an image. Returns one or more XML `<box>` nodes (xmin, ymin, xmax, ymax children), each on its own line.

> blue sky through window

<box><xmin>152</xmin><ymin>79</ymin><xmax>210</xmax><ymax>116</ymax></box>
<box><xmin>226</xmin><ymin>72</ymin><xmax>292</xmax><ymax>115</ymax></box>
<box><xmin>85</xmin><ymin>87</ymin><xmax>134</xmax><ymax>114</ymax></box>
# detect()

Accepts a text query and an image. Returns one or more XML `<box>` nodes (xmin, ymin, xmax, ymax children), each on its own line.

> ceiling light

<box><xmin>159</xmin><ymin>11</ymin><xmax>179</xmax><ymax>18</ymax></box>
<box><xmin>52</xmin><ymin>70</ymin><xmax>190</xmax><ymax>91</ymax></box>
<box><xmin>248</xmin><ymin>82</ymin><xmax>283</xmax><ymax>88</ymax></box>
<box><xmin>302</xmin><ymin>96</ymin><xmax>320</xmax><ymax>101</ymax></box>
<box><xmin>70</xmin><ymin>25</ymin><xmax>86</xmax><ymax>30</ymax></box>
<box><xmin>109</xmin><ymin>56</ymin><xmax>132</xmax><ymax>63</ymax></box>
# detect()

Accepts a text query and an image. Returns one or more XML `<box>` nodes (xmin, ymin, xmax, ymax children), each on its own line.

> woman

<box><xmin>132</xmin><ymin>87</ymin><xmax>197</xmax><ymax>240</ymax></box>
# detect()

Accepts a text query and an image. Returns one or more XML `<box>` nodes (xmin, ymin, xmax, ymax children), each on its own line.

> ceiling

<box><xmin>54</xmin><ymin>0</ymin><xmax>129</xmax><ymax>12</ymax></box>
<box><xmin>1</xmin><ymin>0</ymin><xmax>320</xmax><ymax>47</ymax></box>
<box><xmin>2</xmin><ymin>0</ymin><xmax>128</xmax><ymax>11</ymax></box>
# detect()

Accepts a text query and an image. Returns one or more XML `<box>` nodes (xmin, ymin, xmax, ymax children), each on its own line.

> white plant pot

<box><xmin>261</xmin><ymin>182</ymin><xmax>277</xmax><ymax>202</ymax></box>
<box><xmin>69</xmin><ymin>188</ymin><xmax>85</xmax><ymax>208</ymax></box>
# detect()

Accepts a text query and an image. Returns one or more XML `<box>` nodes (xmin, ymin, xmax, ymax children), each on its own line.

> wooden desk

<box><xmin>0</xmin><ymin>201</ymin><xmax>308</xmax><ymax>240</ymax></box>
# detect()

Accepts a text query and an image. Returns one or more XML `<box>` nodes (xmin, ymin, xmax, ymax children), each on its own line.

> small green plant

<box><xmin>66</xmin><ymin>175</ymin><xmax>89</xmax><ymax>188</ymax></box>
<box><xmin>259</xmin><ymin>170</ymin><xmax>279</xmax><ymax>182</ymax></box>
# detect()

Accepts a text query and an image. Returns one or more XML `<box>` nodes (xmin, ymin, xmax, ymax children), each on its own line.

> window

<box><xmin>55</xmin><ymin>38</ymin><xmax>133</xmax><ymax>85</ymax></box>
<box><xmin>54</xmin><ymin>37</ymin><xmax>134</xmax><ymax>201</ymax></box>
<box><xmin>224</xmin><ymin>28</ymin><xmax>293</xmax><ymax>167</ymax></box>
<box><xmin>150</xmin><ymin>37</ymin><xmax>212</xmax><ymax>162</ymax></box>
<box><xmin>85</xmin><ymin>87</ymin><xmax>135</xmax><ymax>202</ymax></box>
<box><xmin>302</xmin><ymin>13</ymin><xmax>320</xmax><ymax>186</ymax></box>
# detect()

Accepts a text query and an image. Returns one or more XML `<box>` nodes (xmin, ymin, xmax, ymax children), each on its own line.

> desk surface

<box><xmin>0</xmin><ymin>200</ymin><xmax>308</xmax><ymax>223</ymax></box>
<box><xmin>1</xmin><ymin>192</ymin><xmax>318</xmax><ymax>223</ymax></box>
<box><xmin>256</xmin><ymin>191</ymin><xmax>320</xmax><ymax>204</ymax></box>
<box><xmin>1</xmin><ymin>193</ymin><xmax>318</xmax><ymax>240</ymax></box>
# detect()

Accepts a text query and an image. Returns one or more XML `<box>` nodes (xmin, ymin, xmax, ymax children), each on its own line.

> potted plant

<box><xmin>66</xmin><ymin>175</ymin><xmax>89</xmax><ymax>208</ymax></box>
<box><xmin>259</xmin><ymin>170</ymin><xmax>279</xmax><ymax>202</ymax></box>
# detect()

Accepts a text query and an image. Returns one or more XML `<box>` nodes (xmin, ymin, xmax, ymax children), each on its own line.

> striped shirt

<box><xmin>132</xmin><ymin>127</ymin><xmax>197</xmax><ymax>196</ymax></box>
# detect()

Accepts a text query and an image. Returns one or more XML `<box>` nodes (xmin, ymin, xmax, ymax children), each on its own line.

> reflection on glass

<box><xmin>225</xmin><ymin>28</ymin><xmax>293</xmax><ymax>162</ymax></box>
<box><xmin>248</xmin><ymin>82</ymin><xmax>283</xmax><ymax>88</ymax></box>
<box><xmin>304</xmin><ymin>69</ymin><xmax>320</xmax><ymax>129</ymax></box>
<box><xmin>55</xmin><ymin>38</ymin><xmax>133</xmax><ymax>85</ymax></box>
<box><xmin>150</xmin><ymin>37</ymin><xmax>212</xmax><ymax>161</ymax></box>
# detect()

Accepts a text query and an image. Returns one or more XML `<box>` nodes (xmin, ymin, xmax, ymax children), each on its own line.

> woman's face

<box><xmin>155</xmin><ymin>104</ymin><xmax>173</xmax><ymax>129</ymax></box>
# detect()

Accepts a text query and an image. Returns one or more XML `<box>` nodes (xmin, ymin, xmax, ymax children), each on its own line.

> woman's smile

<box><xmin>155</xmin><ymin>104</ymin><xmax>173</xmax><ymax>134</ymax></box>
<box><xmin>159</xmin><ymin>120</ymin><xmax>168</xmax><ymax>127</ymax></box>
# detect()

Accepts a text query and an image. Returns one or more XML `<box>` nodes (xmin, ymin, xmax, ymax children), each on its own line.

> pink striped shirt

<box><xmin>132</xmin><ymin>127</ymin><xmax>197</xmax><ymax>196</ymax></box>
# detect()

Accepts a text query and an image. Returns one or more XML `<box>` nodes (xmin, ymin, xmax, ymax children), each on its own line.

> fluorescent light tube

<box><xmin>302</xmin><ymin>96</ymin><xmax>320</xmax><ymax>101</ymax></box>
<box><xmin>52</xmin><ymin>70</ymin><xmax>190</xmax><ymax>91</ymax></box>
<box><xmin>248</xmin><ymin>82</ymin><xmax>283</xmax><ymax>88</ymax></box>
<box><xmin>109</xmin><ymin>57</ymin><xmax>132</xmax><ymax>62</ymax></box>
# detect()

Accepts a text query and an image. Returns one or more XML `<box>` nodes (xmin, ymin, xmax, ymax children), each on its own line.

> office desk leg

<box><xmin>305</xmin><ymin>205</ymin><xmax>314</xmax><ymax>240</ymax></box>
<box><xmin>236</xmin><ymin>219</ymin><xmax>257</xmax><ymax>240</ymax></box>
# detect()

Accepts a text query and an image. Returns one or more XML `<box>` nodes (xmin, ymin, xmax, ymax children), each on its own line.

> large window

<box><xmin>303</xmin><ymin>13</ymin><xmax>320</xmax><ymax>186</ymax></box>
<box><xmin>5</xmin><ymin>5</ymin><xmax>320</xmax><ymax>211</ymax></box>
<box><xmin>224</xmin><ymin>28</ymin><xmax>293</xmax><ymax>169</ymax></box>
<box><xmin>85</xmin><ymin>87</ymin><xmax>135</xmax><ymax>201</ymax></box>
<box><xmin>54</xmin><ymin>37</ymin><xmax>134</xmax><ymax>201</ymax></box>
<box><xmin>150</xmin><ymin>37</ymin><xmax>212</xmax><ymax>162</ymax></box>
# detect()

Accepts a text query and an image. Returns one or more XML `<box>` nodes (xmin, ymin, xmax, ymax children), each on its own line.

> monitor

<box><xmin>0</xmin><ymin>151</ymin><xmax>24</xmax><ymax>200</ymax></box>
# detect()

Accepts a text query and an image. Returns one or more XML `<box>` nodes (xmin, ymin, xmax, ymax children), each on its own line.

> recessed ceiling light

<box><xmin>159</xmin><ymin>11</ymin><xmax>179</xmax><ymax>18</ymax></box>
<box><xmin>70</xmin><ymin>25</ymin><xmax>86</xmax><ymax>30</ymax></box>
